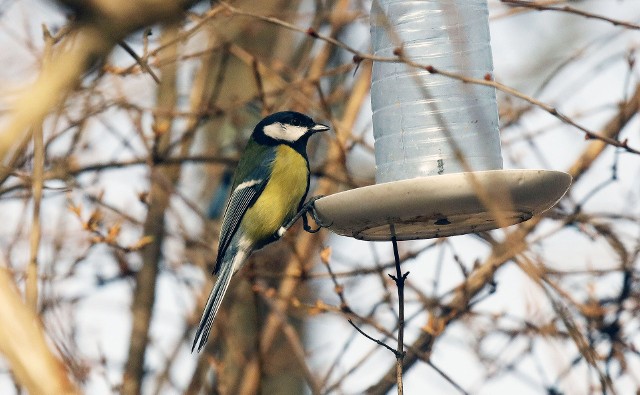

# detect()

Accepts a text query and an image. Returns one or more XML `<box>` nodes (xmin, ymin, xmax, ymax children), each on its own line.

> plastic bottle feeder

<box><xmin>314</xmin><ymin>0</ymin><xmax>571</xmax><ymax>241</ymax></box>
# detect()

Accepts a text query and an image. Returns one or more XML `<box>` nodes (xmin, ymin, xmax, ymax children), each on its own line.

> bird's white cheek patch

<box><xmin>263</xmin><ymin>123</ymin><xmax>308</xmax><ymax>142</ymax></box>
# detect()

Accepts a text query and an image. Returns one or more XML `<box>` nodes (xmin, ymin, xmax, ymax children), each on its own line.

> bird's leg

<box><xmin>281</xmin><ymin>195</ymin><xmax>331</xmax><ymax>235</ymax></box>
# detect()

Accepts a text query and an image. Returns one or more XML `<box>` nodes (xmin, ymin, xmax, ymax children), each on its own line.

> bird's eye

<box><xmin>290</xmin><ymin>119</ymin><xmax>300</xmax><ymax>126</ymax></box>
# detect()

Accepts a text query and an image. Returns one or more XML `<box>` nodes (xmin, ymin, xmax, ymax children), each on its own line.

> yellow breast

<box><xmin>243</xmin><ymin>145</ymin><xmax>309</xmax><ymax>242</ymax></box>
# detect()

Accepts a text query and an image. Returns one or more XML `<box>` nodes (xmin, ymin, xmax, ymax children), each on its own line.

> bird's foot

<box><xmin>302</xmin><ymin>195</ymin><xmax>334</xmax><ymax>233</ymax></box>
<box><xmin>283</xmin><ymin>195</ymin><xmax>332</xmax><ymax>234</ymax></box>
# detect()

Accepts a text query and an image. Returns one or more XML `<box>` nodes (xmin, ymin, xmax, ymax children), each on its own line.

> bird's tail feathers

<box><xmin>191</xmin><ymin>253</ymin><xmax>238</xmax><ymax>352</ymax></box>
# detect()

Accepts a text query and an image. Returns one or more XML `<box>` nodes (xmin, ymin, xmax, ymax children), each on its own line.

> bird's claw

<box><xmin>302</xmin><ymin>212</ymin><xmax>322</xmax><ymax>233</ymax></box>
<box><xmin>302</xmin><ymin>195</ymin><xmax>333</xmax><ymax>233</ymax></box>
<box><xmin>284</xmin><ymin>195</ymin><xmax>333</xmax><ymax>234</ymax></box>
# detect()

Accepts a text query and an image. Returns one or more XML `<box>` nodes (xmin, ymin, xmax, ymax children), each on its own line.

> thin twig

<box><xmin>319</xmin><ymin>246</ymin><xmax>350</xmax><ymax>312</ymax></box>
<box><xmin>219</xmin><ymin>2</ymin><xmax>372</xmax><ymax>62</ymax></box>
<box><xmin>252</xmin><ymin>57</ymin><xmax>270</xmax><ymax>115</ymax></box>
<box><xmin>501</xmin><ymin>0</ymin><xmax>640</xmax><ymax>31</ymax></box>
<box><xmin>389</xmin><ymin>224</ymin><xmax>407</xmax><ymax>395</ymax></box>
<box><xmin>117</xmin><ymin>40</ymin><xmax>161</xmax><ymax>84</ymax></box>
<box><xmin>347</xmin><ymin>319</ymin><xmax>397</xmax><ymax>355</ymax></box>
<box><xmin>325</xmin><ymin>245</ymin><xmax>410</xmax><ymax>389</ymax></box>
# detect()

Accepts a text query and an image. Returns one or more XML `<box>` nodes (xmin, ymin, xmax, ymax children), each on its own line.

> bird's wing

<box><xmin>213</xmin><ymin>142</ymin><xmax>274</xmax><ymax>274</ymax></box>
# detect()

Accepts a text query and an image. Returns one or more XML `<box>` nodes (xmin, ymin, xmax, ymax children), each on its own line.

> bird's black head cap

<box><xmin>253</xmin><ymin>111</ymin><xmax>329</xmax><ymax>150</ymax></box>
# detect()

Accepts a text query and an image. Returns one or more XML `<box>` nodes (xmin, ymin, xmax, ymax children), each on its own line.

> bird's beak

<box><xmin>310</xmin><ymin>123</ymin><xmax>330</xmax><ymax>133</ymax></box>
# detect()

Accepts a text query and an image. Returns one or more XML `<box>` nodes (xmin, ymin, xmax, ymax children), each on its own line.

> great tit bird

<box><xmin>192</xmin><ymin>111</ymin><xmax>329</xmax><ymax>352</ymax></box>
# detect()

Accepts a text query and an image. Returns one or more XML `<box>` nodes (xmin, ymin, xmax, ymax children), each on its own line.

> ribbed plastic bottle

<box><xmin>370</xmin><ymin>0</ymin><xmax>503</xmax><ymax>183</ymax></box>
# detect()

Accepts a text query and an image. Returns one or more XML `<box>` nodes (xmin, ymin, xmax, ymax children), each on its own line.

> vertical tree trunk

<box><xmin>122</xmin><ymin>23</ymin><xmax>181</xmax><ymax>395</ymax></box>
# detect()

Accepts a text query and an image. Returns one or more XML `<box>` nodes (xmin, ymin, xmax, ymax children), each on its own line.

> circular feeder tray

<box><xmin>314</xmin><ymin>169</ymin><xmax>571</xmax><ymax>241</ymax></box>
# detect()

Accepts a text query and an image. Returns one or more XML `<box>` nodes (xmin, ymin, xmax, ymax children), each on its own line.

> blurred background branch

<box><xmin>0</xmin><ymin>1</ymin><xmax>638</xmax><ymax>394</ymax></box>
